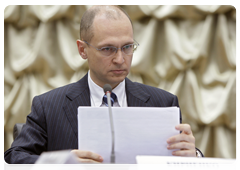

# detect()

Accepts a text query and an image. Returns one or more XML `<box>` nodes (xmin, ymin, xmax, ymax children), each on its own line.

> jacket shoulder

<box><xmin>126</xmin><ymin>78</ymin><xmax>179</xmax><ymax>107</ymax></box>
<box><xmin>37</xmin><ymin>82</ymin><xmax>75</xmax><ymax>99</ymax></box>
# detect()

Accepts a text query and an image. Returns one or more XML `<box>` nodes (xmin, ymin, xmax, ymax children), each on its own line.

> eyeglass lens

<box><xmin>101</xmin><ymin>44</ymin><xmax>136</xmax><ymax>56</ymax></box>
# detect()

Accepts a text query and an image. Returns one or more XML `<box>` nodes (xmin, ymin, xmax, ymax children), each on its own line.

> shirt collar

<box><xmin>88</xmin><ymin>70</ymin><xmax>125</xmax><ymax>107</ymax></box>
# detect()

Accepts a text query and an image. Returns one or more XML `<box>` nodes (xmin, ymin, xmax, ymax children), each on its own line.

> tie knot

<box><xmin>103</xmin><ymin>92</ymin><xmax>117</xmax><ymax>106</ymax></box>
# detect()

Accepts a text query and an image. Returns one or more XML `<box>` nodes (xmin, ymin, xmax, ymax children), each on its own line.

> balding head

<box><xmin>80</xmin><ymin>5</ymin><xmax>133</xmax><ymax>42</ymax></box>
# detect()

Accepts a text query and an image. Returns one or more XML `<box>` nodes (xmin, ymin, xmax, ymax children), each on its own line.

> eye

<box><xmin>101</xmin><ymin>47</ymin><xmax>114</xmax><ymax>52</ymax></box>
<box><xmin>123</xmin><ymin>44</ymin><xmax>134</xmax><ymax>51</ymax></box>
<box><xmin>123</xmin><ymin>44</ymin><xmax>132</xmax><ymax>49</ymax></box>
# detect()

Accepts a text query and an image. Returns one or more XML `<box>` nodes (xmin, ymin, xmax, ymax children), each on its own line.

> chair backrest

<box><xmin>13</xmin><ymin>123</ymin><xmax>25</xmax><ymax>140</ymax></box>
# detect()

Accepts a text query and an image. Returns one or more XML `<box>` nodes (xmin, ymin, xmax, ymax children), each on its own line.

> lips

<box><xmin>111</xmin><ymin>70</ymin><xmax>125</xmax><ymax>74</ymax></box>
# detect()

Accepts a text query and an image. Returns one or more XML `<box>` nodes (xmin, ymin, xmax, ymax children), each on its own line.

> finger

<box><xmin>167</xmin><ymin>133</ymin><xmax>195</xmax><ymax>144</ymax></box>
<box><xmin>78</xmin><ymin>158</ymin><xmax>102</xmax><ymax>164</ymax></box>
<box><xmin>71</xmin><ymin>150</ymin><xmax>103</xmax><ymax>162</ymax></box>
<box><xmin>172</xmin><ymin>149</ymin><xmax>196</xmax><ymax>157</ymax></box>
<box><xmin>167</xmin><ymin>142</ymin><xmax>195</xmax><ymax>150</ymax></box>
<box><xmin>175</xmin><ymin>124</ymin><xmax>192</xmax><ymax>135</ymax></box>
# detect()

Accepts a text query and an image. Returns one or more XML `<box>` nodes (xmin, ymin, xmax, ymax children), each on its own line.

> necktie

<box><xmin>103</xmin><ymin>92</ymin><xmax>117</xmax><ymax>106</ymax></box>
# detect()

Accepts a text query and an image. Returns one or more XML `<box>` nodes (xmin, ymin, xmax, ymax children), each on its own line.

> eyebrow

<box><xmin>98</xmin><ymin>41</ymin><xmax>135</xmax><ymax>48</ymax></box>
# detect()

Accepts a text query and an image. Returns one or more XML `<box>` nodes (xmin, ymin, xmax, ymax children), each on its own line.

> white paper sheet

<box><xmin>77</xmin><ymin>107</ymin><xmax>180</xmax><ymax>164</ymax></box>
<box><xmin>35</xmin><ymin>150</ymin><xmax>79</xmax><ymax>164</ymax></box>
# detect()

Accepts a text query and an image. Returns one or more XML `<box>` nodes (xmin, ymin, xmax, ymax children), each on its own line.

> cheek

<box><xmin>87</xmin><ymin>51</ymin><xmax>100</xmax><ymax>65</ymax></box>
<box><xmin>88</xmin><ymin>54</ymin><xmax>110</xmax><ymax>70</ymax></box>
<box><xmin>126</xmin><ymin>56</ymin><xmax>133</xmax><ymax>67</ymax></box>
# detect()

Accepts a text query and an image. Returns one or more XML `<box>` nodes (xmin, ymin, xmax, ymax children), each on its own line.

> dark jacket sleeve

<box><xmin>171</xmin><ymin>95</ymin><xmax>182</xmax><ymax>124</ymax></box>
<box><xmin>4</xmin><ymin>96</ymin><xmax>48</xmax><ymax>164</ymax></box>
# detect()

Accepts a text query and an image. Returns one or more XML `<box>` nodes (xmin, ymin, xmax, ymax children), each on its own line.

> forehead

<box><xmin>91</xmin><ymin>12</ymin><xmax>133</xmax><ymax>45</ymax></box>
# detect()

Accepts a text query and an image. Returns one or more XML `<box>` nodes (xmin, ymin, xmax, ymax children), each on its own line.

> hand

<box><xmin>166</xmin><ymin>124</ymin><xmax>196</xmax><ymax>157</ymax></box>
<box><xmin>71</xmin><ymin>150</ymin><xmax>103</xmax><ymax>163</ymax></box>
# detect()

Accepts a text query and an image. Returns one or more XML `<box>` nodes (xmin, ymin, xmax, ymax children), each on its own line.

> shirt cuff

<box><xmin>196</xmin><ymin>149</ymin><xmax>203</xmax><ymax>158</ymax></box>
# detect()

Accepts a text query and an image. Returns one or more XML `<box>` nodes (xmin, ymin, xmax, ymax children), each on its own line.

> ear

<box><xmin>76</xmin><ymin>40</ymin><xmax>88</xmax><ymax>59</ymax></box>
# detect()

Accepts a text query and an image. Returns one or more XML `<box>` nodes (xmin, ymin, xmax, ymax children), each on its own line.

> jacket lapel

<box><xmin>63</xmin><ymin>74</ymin><xmax>90</xmax><ymax>139</ymax></box>
<box><xmin>125</xmin><ymin>78</ymin><xmax>151</xmax><ymax>107</ymax></box>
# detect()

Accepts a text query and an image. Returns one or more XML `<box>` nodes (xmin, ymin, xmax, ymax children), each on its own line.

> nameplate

<box><xmin>136</xmin><ymin>156</ymin><xmax>238</xmax><ymax>170</ymax></box>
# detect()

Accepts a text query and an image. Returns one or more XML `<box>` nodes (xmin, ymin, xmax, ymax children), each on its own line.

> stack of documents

<box><xmin>78</xmin><ymin>107</ymin><xmax>180</xmax><ymax>164</ymax></box>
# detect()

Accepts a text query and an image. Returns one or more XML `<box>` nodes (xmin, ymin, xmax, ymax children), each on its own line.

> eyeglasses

<box><xmin>83</xmin><ymin>40</ymin><xmax>139</xmax><ymax>57</ymax></box>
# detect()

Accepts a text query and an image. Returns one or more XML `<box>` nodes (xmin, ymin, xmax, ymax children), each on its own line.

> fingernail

<box><xmin>175</xmin><ymin>125</ymin><xmax>180</xmax><ymax>130</ymax></box>
<box><xmin>167</xmin><ymin>145</ymin><xmax>170</xmax><ymax>149</ymax></box>
<box><xmin>99</xmin><ymin>156</ymin><xmax>103</xmax><ymax>161</ymax></box>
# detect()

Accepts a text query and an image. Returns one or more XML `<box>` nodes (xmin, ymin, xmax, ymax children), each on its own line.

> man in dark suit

<box><xmin>4</xmin><ymin>5</ymin><xmax>202</xmax><ymax>164</ymax></box>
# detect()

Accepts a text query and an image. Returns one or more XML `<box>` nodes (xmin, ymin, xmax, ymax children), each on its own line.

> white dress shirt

<box><xmin>88</xmin><ymin>71</ymin><xmax>128</xmax><ymax>107</ymax></box>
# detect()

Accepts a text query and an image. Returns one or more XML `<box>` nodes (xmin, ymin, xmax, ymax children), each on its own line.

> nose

<box><xmin>113</xmin><ymin>48</ymin><xmax>124</xmax><ymax>64</ymax></box>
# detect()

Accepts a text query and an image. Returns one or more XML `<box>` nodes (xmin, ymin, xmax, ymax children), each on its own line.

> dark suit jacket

<box><xmin>4</xmin><ymin>74</ymin><xmax>183</xmax><ymax>164</ymax></box>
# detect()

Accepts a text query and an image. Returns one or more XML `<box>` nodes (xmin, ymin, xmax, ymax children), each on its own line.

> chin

<box><xmin>115</xmin><ymin>75</ymin><xmax>126</xmax><ymax>81</ymax></box>
<box><xmin>109</xmin><ymin>77</ymin><xmax>125</xmax><ymax>87</ymax></box>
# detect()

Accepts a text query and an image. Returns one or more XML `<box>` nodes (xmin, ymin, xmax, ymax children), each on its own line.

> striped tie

<box><xmin>103</xmin><ymin>92</ymin><xmax>117</xmax><ymax>106</ymax></box>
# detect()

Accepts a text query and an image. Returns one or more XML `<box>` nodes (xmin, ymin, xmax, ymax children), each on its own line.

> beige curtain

<box><xmin>4</xmin><ymin>5</ymin><xmax>236</xmax><ymax>158</ymax></box>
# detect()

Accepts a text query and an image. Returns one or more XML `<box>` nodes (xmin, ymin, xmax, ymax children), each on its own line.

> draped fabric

<box><xmin>4</xmin><ymin>5</ymin><xmax>236</xmax><ymax>158</ymax></box>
